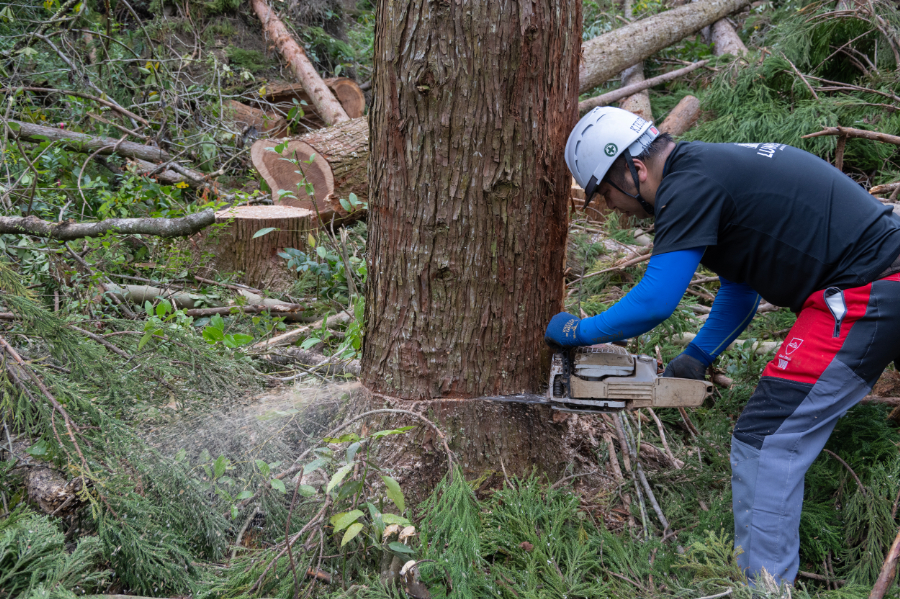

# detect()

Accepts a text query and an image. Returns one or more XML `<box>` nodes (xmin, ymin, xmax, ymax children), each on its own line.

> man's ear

<box><xmin>631</xmin><ymin>158</ymin><xmax>650</xmax><ymax>183</ymax></box>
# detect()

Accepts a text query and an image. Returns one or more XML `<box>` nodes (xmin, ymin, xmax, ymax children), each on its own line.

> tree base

<box><xmin>347</xmin><ymin>387</ymin><xmax>615</xmax><ymax>504</ymax></box>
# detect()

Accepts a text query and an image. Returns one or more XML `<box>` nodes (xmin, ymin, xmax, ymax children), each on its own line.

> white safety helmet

<box><xmin>565</xmin><ymin>106</ymin><xmax>660</xmax><ymax>215</ymax></box>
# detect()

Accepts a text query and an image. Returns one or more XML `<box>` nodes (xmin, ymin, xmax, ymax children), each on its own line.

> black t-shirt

<box><xmin>653</xmin><ymin>141</ymin><xmax>900</xmax><ymax>312</ymax></box>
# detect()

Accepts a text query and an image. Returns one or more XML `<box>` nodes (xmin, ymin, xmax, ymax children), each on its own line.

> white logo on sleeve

<box><xmin>785</xmin><ymin>338</ymin><xmax>804</xmax><ymax>355</ymax></box>
<box><xmin>778</xmin><ymin>358</ymin><xmax>789</xmax><ymax>369</ymax></box>
<box><xmin>735</xmin><ymin>143</ymin><xmax>760</xmax><ymax>149</ymax></box>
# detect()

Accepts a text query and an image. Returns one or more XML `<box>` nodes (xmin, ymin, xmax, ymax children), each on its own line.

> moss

<box><xmin>225</xmin><ymin>47</ymin><xmax>270</xmax><ymax>72</ymax></box>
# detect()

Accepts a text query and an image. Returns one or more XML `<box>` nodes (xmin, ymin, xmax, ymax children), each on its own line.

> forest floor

<box><xmin>2</xmin><ymin>0</ymin><xmax>900</xmax><ymax>598</ymax></box>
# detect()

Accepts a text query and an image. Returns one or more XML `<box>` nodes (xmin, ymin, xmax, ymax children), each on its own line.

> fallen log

<box><xmin>251</xmin><ymin>116</ymin><xmax>368</xmax><ymax>212</ymax></box>
<box><xmin>617</xmin><ymin>0</ymin><xmax>653</xmax><ymax>122</ymax></box>
<box><xmin>659</xmin><ymin>95</ymin><xmax>702</xmax><ymax>136</ymax></box>
<box><xmin>267</xmin><ymin>346</ymin><xmax>361</xmax><ymax>377</ymax></box>
<box><xmin>870</xmin><ymin>525</ymin><xmax>900</xmax><ymax>599</ymax></box>
<box><xmin>579</xmin><ymin>60</ymin><xmax>709</xmax><ymax>114</ymax></box>
<box><xmin>258</xmin><ymin>78</ymin><xmax>365</xmax><ymax>129</ymax></box>
<box><xmin>870</xmin><ymin>182</ymin><xmax>900</xmax><ymax>196</ymax></box>
<box><xmin>106</xmin><ymin>283</ymin><xmax>309</xmax><ymax>320</ymax></box>
<box><xmin>0</xmin><ymin>210</ymin><xmax>214</xmax><ymax>240</ymax></box>
<box><xmin>7</xmin><ymin>120</ymin><xmax>224</xmax><ymax>195</ymax></box>
<box><xmin>579</xmin><ymin>0</ymin><xmax>751</xmax><ymax>93</ymax></box>
<box><xmin>252</xmin><ymin>310</ymin><xmax>352</xmax><ymax>350</ymax></box>
<box><xmin>226</xmin><ymin>100</ymin><xmax>288</xmax><ymax>138</ymax></box>
<box><xmin>251</xmin><ymin>0</ymin><xmax>349</xmax><ymax>126</ymax></box>
<box><xmin>709</xmin><ymin>18</ymin><xmax>748</xmax><ymax>56</ymax></box>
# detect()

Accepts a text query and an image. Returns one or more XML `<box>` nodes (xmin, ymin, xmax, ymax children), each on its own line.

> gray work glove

<box><xmin>662</xmin><ymin>353</ymin><xmax>707</xmax><ymax>380</ymax></box>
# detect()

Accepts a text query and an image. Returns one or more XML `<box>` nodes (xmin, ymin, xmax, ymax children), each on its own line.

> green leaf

<box><xmin>203</xmin><ymin>326</ymin><xmax>224</xmax><ymax>344</ymax></box>
<box><xmin>339</xmin><ymin>198</ymin><xmax>351</xmax><ymax>212</ymax></box>
<box><xmin>138</xmin><ymin>332</ymin><xmax>153</xmax><ymax>350</ymax></box>
<box><xmin>210</xmin><ymin>314</ymin><xmax>225</xmax><ymax>330</ymax></box>
<box><xmin>270</xmin><ymin>478</ymin><xmax>286</xmax><ymax>493</ymax></box>
<box><xmin>349</xmin><ymin>192</ymin><xmax>358</xmax><ymax>205</ymax></box>
<box><xmin>388</xmin><ymin>541</ymin><xmax>415</xmax><ymax>554</ymax></box>
<box><xmin>255</xmin><ymin>459</ymin><xmax>270</xmax><ymax>477</ymax></box>
<box><xmin>381</xmin><ymin>475</ymin><xmax>405</xmax><ymax>513</ymax></box>
<box><xmin>303</xmin><ymin>456</ymin><xmax>327</xmax><ymax>474</ymax></box>
<box><xmin>26</xmin><ymin>439</ymin><xmax>49</xmax><ymax>457</ymax></box>
<box><xmin>155</xmin><ymin>300</ymin><xmax>172</xmax><ymax>318</ymax></box>
<box><xmin>299</xmin><ymin>484</ymin><xmax>317</xmax><ymax>497</ymax></box>
<box><xmin>327</xmin><ymin>462</ymin><xmax>354</xmax><ymax>494</ymax></box>
<box><xmin>253</xmin><ymin>227</ymin><xmax>277</xmax><ymax>239</ymax></box>
<box><xmin>214</xmin><ymin>455</ymin><xmax>227</xmax><ymax>479</ymax></box>
<box><xmin>7</xmin><ymin>120</ymin><xmax>20</xmax><ymax>131</ymax></box>
<box><xmin>381</xmin><ymin>513</ymin><xmax>411</xmax><ymax>526</ymax></box>
<box><xmin>346</xmin><ymin>441</ymin><xmax>361</xmax><ymax>462</ymax></box>
<box><xmin>330</xmin><ymin>509</ymin><xmax>364</xmax><ymax>533</ymax></box>
<box><xmin>229</xmin><ymin>333</ymin><xmax>254</xmax><ymax>346</ymax></box>
<box><xmin>236</xmin><ymin>490</ymin><xmax>253</xmax><ymax>500</ymax></box>
<box><xmin>341</xmin><ymin>522</ymin><xmax>363</xmax><ymax>546</ymax></box>
<box><xmin>370</xmin><ymin>426</ymin><xmax>415</xmax><ymax>439</ymax></box>
<box><xmin>299</xmin><ymin>337</ymin><xmax>321</xmax><ymax>350</ymax></box>
<box><xmin>316</xmin><ymin>245</ymin><xmax>327</xmax><ymax>258</ymax></box>
<box><xmin>174</xmin><ymin>448</ymin><xmax>187</xmax><ymax>462</ymax></box>
<box><xmin>323</xmin><ymin>433</ymin><xmax>360</xmax><ymax>444</ymax></box>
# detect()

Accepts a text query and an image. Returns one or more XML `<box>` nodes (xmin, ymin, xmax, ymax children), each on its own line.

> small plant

<box><xmin>201</xmin><ymin>313</ymin><xmax>254</xmax><ymax>349</ymax></box>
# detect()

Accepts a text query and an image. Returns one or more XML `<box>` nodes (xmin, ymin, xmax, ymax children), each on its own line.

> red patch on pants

<box><xmin>761</xmin><ymin>282</ymin><xmax>877</xmax><ymax>384</ymax></box>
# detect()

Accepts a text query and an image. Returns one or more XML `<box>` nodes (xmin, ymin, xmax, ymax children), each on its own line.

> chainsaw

<box><xmin>482</xmin><ymin>344</ymin><xmax>713</xmax><ymax>414</ymax></box>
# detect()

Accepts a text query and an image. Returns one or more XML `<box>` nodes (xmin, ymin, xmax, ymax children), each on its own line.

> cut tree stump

<box><xmin>211</xmin><ymin>205</ymin><xmax>316</xmax><ymax>289</ymax></box>
<box><xmin>659</xmin><ymin>95</ymin><xmax>701</xmax><ymax>136</ymax></box>
<box><xmin>225</xmin><ymin>100</ymin><xmax>288</xmax><ymax>137</ymax></box>
<box><xmin>257</xmin><ymin>78</ymin><xmax>365</xmax><ymax>129</ymax></box>
<box><xmin>251</xmin><ymin>116</ymin><xmax>368</xmax><ymax>216</ymax></box>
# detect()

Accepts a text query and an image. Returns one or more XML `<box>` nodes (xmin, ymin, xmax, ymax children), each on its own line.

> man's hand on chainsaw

<box><xmin>544</xmin><ymin>312</ymin><xmax>585</xmax><ymax>348</ymax></box>
<box><xmin>662</xmin><ymin>353</ymin><xmax>707</xmax><ymax>380</ymax></box>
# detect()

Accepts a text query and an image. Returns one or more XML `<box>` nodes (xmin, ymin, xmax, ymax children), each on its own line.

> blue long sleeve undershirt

<box><xmin>576</xmin><ymin>247</ymin><xmax>760</xmax><ymax>366</ymax></box>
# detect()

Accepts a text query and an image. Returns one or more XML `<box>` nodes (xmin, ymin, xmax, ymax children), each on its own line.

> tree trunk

<box><xmin>361</xmin><ymin>0</ymin><xmax>577</xmax><ymax>401</ymax></box>
<box><xmin>210</xmin><ymin>205</ymin><xmax>315</xmax><ymax>289</ymax></box>
<box><xmin>250</xmin><ymin>0</ymin><xmax>350</xmax><ymax>126</ymax></box>
<box><xmin>251</xmin><ymin>116</ymin><xmax>369</xmax><ymax>214</ymax></box>
<box><xmin>617</xmin><ymin>0</ymin><xmax>654</xmax><ymax>121</ymax></box>
<box><xmin>659</xmin><ymin>94</ymin><xmax>701</xmax><ymax>135</ymax></box>
<box><xmin>579</xmin><ymin>0</ymin><xmax>751</xmax><ymax>93</ymax></box>
<box><xmin>618</xmin><ymin>63</ymin><xmax>654</xmax><ymax>122</ymax></box>
<box><xmin>709</xmin><ymin>18</ymin><xmax>748</xmax><ymax>56</ymax></box>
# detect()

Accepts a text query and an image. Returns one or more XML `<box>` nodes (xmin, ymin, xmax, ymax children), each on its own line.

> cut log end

<box><xmin>251</xmin><ymin>139</ymin><xmax>337</xmax><ymax>213</ymax></box>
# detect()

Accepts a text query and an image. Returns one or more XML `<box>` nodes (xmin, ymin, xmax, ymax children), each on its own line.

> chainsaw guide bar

<box><xmin>478</xmin><ymin>344</ymin><xmax>713</xmax><ymax>414</ymax></box>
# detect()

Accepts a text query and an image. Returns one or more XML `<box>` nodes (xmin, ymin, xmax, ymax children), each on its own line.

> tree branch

<box><xmin>802</xmin><ymin>126</ymin><xmax>900</xmax><ymax>146</ymax></box>
<box><xmin>0</xmin><ymin>210</ymin><xmax>215</xmax><ymax>240</ymax></box>
<box><xmin>579</xmin><ymin>60</ymin><xmax>710</xmax><ymax>113</ymax></box>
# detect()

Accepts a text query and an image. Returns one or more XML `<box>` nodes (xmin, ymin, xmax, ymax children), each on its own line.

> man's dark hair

<box><xmin>606</xmin><ymin>132</ymin><xmax>674</xmax><ymax>189</ymax></box>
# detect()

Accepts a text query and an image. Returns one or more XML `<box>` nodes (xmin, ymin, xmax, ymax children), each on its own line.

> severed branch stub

<box><xmin>871</xmin><ymin>525</ymin><xmax>900</xmax><ymax>599</ymax></box>
<box><xmin>0</xmin><ymin>210</ymin><xmax>215</xmax><ymax>240</ymax></box>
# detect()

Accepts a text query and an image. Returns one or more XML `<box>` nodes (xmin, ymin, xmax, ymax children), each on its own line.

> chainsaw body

<box><xmin>548</xmin><ymin>345</ymin><xmax>713</xmax><ymax>414</ymax></box>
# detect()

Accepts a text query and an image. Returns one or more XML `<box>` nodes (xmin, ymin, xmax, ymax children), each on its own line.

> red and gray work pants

<box><xmin>731</xmin><ymin>273</ymin><xmax>900</xmax><ymax>584</ymax></box>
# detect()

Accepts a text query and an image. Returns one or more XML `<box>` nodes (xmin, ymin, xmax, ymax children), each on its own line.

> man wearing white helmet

<box><xmin>545</xmin><ymin>106</ymin><xmax>900</xmax><ymax>585</ymax></box>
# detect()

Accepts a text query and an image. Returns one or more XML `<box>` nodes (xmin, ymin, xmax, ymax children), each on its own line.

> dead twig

<box><xmin>802</xmin><ymin>126</ymin><xmax>900</xmax><ymax>146</ymax></box>
<box><xmin>822</xmin><ymin>448</ymin><xmax>866</xmax><ymax>495</ymax></box>
<box><xmin>870</xmin><ymin>527</ymin><xmax>900</xmax><ymax>599</ymax></box>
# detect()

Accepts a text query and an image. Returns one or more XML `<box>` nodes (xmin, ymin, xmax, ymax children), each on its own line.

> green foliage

<box><xmin>226</xmin><ymin>47</ymin><xmax>270</xmax><ymax>72</ymax></box>
<box><xmin>0</xmin><ymin>510</ymin><xmax>110</xmax><ymax>598</ymax></box>
<box><xmin>686</xmin><ymin>2</ymin><xmax>900</xmax><ymax>181</ymax></box>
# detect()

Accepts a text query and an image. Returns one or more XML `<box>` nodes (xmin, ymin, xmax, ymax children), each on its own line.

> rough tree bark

<box><xmin>251</xmin><ymin>0</ymin><xmax>350</xmax><ymax>126</ymax></box>
<box><xmin>356</xmin><ymin>0</ymin><xmax>588</xmax><ymax>489</ymax></box>
<box><xmin>579</xmin><ymin>0</ymin><xmax>751</xmax><ymax>93</ymax></box>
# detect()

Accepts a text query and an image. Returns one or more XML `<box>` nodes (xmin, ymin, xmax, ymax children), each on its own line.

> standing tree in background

<box><xmin>361</xmin><ymin>0</ymin><xmax>580</xmax><ymax>404</ymax></box>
